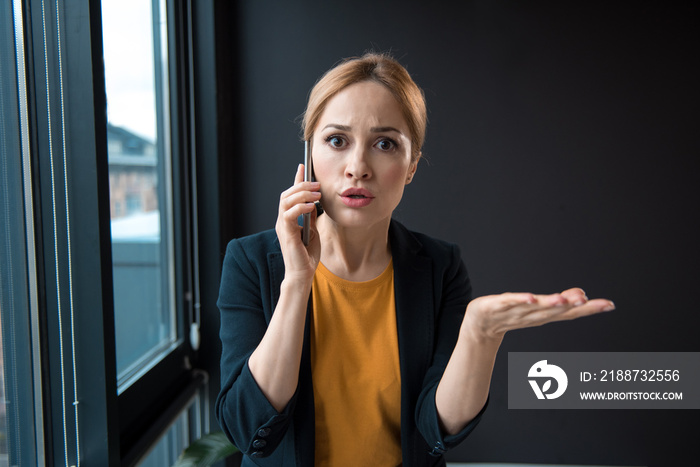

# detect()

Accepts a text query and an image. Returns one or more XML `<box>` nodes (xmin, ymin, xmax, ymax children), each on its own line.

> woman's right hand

<box><xmin>275</xmin><ymin>164</ymin><xmax>322</xmax><ymax>283</ymax></box>
<box><xmin>248</xmin><ymin>164</ymin><xmax>321</xmax><ymax>412</ymax></box>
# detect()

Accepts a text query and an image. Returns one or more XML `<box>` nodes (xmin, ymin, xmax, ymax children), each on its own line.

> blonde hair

<box><xmin>302</xmin><ymin>52</ymin><xmax>427</xmax><ymax>161</ymax></box>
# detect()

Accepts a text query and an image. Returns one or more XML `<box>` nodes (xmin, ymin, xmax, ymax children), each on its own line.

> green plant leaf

<box><xmin>173</xmin><ymin>431</ymin><xmax>239</xmax><ymax>467</ymax></box>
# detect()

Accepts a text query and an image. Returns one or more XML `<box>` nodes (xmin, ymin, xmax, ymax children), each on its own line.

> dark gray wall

<box><xmin>209</xmin><ymin>1</ymin><xmax>699</xmax><ymax>465</ymax></box>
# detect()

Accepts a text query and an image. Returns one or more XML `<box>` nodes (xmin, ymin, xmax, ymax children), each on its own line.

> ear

<box><xmin>405</xmin><ymin>152</ymin><xmax>420</xmax><ymax>185</ymax></box>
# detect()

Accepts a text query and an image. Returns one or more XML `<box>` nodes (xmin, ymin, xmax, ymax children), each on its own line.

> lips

<box><xmin>340</xmin><ymin>187</ymin><xmax>374</xmax><ymax>208</ymax></box>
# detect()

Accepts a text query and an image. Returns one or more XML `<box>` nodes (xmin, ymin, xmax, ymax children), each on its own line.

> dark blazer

<box><xmin>216</xmin><ymin>219</ymin><xmax>487</xmax><ymax>466</ymax></box>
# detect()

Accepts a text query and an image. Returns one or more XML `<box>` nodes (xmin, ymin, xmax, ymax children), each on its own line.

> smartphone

<box><xmin>302</xmin><ymin>140</ymin><xmax>312</xmax><ymax>245</ymax></box>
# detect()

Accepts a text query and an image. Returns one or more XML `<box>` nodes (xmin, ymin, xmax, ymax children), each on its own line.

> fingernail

<box><xmin>603</xmin><ymin>301</ymin><xmax>616</xmax><ymax>312</ymax></box>
<box><xmin>553</xmin><ymin>294</ymin><xmax>566</xmax><ymax>305</ymax></box>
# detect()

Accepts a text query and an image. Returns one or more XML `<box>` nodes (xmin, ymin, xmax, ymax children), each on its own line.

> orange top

<box><xmin>310</xmin><ymin>260</ymin><xmax>402</xmax><ymax>466</ymax></box>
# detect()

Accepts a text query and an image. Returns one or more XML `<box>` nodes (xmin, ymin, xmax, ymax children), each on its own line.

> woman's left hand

<box><xmin>436</xmin><ymin>288</ymin><xmax>614</xmax><ymax>434</ymax></box>
<box><xmin>462</xmin><ymin>288</ymin><xmax>615</xmax><ymax>341</ymax></box>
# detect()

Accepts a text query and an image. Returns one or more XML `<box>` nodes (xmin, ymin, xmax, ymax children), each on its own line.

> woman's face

<box><xmin>311</xmin><ymin>81</ymin><xmax>417</xmax><ymax>230</ymax></box>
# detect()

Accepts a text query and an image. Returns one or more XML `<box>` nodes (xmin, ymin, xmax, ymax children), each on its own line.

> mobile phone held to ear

<box><xmin>302</xmin><ymin>140</ymin><xmax>312</xmax><ymax>246</ymax></box>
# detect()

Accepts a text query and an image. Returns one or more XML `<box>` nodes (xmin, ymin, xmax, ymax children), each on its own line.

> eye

<box><xmin>325</xmin><ymin>135</ymin><xmax>346</xmax><ymax>149</ymax></box>
<box><xmin>376</xmin><ymin>138</ymin><xmax>397</xmax><ymax>151</ymax></box>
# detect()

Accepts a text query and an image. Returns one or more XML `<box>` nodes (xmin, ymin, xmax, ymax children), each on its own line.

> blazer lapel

<box><xmin>389</xmin><ymin>220</ymin><xmax>435</xmax><ymax>463</ymax></box>
<box><xmin>390</xmin><ymin>220</ymin><xmax>435</xmax><ymax>380</ymax></box>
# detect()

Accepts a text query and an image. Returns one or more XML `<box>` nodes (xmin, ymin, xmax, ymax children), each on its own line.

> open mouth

<box><xmin>341</xmin><ymin>188</ymin><xmax>374</xmax><ymax>198</ymax></box>
<box><xmin>340</xmin><ymin>188</ymin><xmax>374</xmax><ymax>207</ymax></box>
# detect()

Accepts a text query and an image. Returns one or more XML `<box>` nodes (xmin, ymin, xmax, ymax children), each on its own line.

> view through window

<box><xmin>101</xmin><ymin>0</ymin><xmax>177</xmax><ymax>390</ymax></box>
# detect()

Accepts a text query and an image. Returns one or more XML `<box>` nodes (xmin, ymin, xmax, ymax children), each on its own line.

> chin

<box><xmin>323</xmin><ymin>207</ymin><xmax>391</xmax><ymax>230</ymax></box>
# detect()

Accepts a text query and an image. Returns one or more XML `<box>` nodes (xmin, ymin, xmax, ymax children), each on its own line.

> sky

<box><xmin>101</xmin><ymin>0</ymin><xmax>162</xmax><ymax>142</ymax></box>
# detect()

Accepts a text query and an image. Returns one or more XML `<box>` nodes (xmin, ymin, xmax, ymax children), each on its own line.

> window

<box><xmin>101</xmin><ymin>0</ymin><xmax>178</xmax><ymax>392</ymax></box>
<box><xmin>137</xmin><ymin>385</ymin><xmax>207</xmax><ymax>467</ymax></box>
<box><xmin>3</xmin><ymin>0</ymin><xmax>210</xmax><ymax>464</ymax></box>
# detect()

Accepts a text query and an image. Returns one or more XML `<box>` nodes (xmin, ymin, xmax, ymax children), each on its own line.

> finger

<box><xmin>488</xmin><ymin>292</ymin><xmax>537</xmax><ymax>308</ymax></box>
<box><xmin>279</xmin><ymin>190</ymin><xmax>322</xmax><ymax>214</ymax></box>
<box><xmin>488</xmin><ymin>292</ymin><xmax>580</xmax><ymax>319</ymax></box>
<box><xmin>524</xmin><ymin>298</ymin><xmax>615</xmax><ymax>327</ymax></box>
<box><xmin>516</xmin><ymin>293</ymin><xmax>569</xmax><ymax>311</ymax></box>
<box><xmin>560</xmin><ymin>287</ymin><xmax>588</xmax><ymax>306</ymax></box>
<box><xmin>495</xmin><ymin>294</ymin><xmax>573</xmax><ymax>326</ymax></box>
<box><xmin>552</xmin><ymin>299</ymin><xmax>615</xmax><ymax>321</ymax></box>
<box><xmin>294</xmin><ymin>163</ymin><xmax>304</xmax><ymax>184</ymax></box>
<box><xmin>279</xmin><ymin>181</ymin><xmax>321</xmax><ymax>214</ymax></box>
<box><xmin>309</xmin><ymin>200</ymin><xmax>320</xmax><ymax>223</ymax></box>
<box><xmin>280</xmin><ymin>179</ymin><xmax>321</xmax><ymax>201</ymax></box>
<box><xmin>522</xmin><ymin>292</ymin><xmax>593</xmax><ymax>317</ymax></box>
<box><xmin>574</xmin><ymin>298</ymin><xmax>615</xmax><ymax>314</ymax></box>
<box><xmin>283</xmin><ymin>164</ymin><xmax>308</xmax><ymax>198</ymax></box>
<box><xmin>530</xmin><ymin>293</ymin><xmax>568</xmax><ymax>307</ymax></box>
<box><xmin>307</xmin><ymin>204</ymin><xmax>320</xmax><ymax>243</ymax></box>
<box><xmin>279</xmin><ymin>201</ymin><xmax>317</xmax><ymax>227</ymax></box>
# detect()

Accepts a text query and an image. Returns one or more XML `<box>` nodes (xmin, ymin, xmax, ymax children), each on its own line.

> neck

<box><xmin>317</xmin><ymin>215</ymin><xmax>392</xmax><ymax>281</ymax></box>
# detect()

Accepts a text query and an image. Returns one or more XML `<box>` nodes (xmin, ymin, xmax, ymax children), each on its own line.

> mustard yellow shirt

<box><xmin>310</xmin><ymin>260</ymin><xmax>402</xmax><ymax>466</ymax></box>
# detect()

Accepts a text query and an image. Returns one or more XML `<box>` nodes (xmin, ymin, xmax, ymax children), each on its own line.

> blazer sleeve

<box><xmin>215</xmin><ymin>237</ymin><xmax>298</xmax><ymax>458</ymax></box>
<box><xmin>415</xmin><ymin>242</ymin><xmax>488</xmax><ymax>456</ymax></box>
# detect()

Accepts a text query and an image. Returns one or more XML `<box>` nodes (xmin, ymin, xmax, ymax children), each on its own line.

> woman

<box><xmin>216</xmin><ymin>52</ymin><xmax>614</xmax><ymax>466</ymax></box>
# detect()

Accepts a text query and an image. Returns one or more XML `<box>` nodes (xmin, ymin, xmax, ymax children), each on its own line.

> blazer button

<box><xmin>429</xmin><ymin>441</ymin><xmax>446</xmax><ymax>456</ymax></box>
<box><xmin>257</xmin><ymin>427</ymin><xmax>271</xmax><ymax>437</ymax></box>
<box><xmin>250</xmin><ymin>451</ymin><xmax>263</xmax><ymax>458</ymax></box>
<box><xmin>252</xmin><ymin>439</ymin><xmax>267</xmax><ymax>449</ymax></box>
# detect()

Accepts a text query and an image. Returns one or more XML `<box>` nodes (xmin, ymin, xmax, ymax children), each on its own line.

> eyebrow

<box><xmin>321</xmin><ymin>123</ymin><xmax>403</xmax><ymax>134</ymax></box>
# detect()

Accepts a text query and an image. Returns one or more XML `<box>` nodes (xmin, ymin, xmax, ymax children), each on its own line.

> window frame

<box><xmin>0</xmin><ymin>2</ymin><xmax>45</xmax><ymax>464</ymax></box>
<box><xmin>103</xmin><ymin>0</ymin><xmax>202</xmax><ymax>460</ymax></box>
<box><xmin>16</xmin><ymin>0</ymin><xmax>203</xmax><ymax>464</ymax></box>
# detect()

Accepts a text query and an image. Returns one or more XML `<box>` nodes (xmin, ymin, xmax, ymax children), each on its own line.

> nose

<box><xmin>345</xmin><ymin>145</ymin><xmax>371</xmax><ymax>180</ymax></box>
